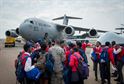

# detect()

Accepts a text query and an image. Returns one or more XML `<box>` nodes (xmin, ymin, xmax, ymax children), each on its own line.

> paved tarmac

<box><xmin>0</xmin><ymin>40</ymin><xmax>123</xmax><ymax>84</ymax></box>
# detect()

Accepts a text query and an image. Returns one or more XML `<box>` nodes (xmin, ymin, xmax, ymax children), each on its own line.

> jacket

<box><xmin>69</xmin><ymin>52</ymin><xmax>82</xmax><ymax>72</ymax></box>
<box><xmin>93</xmin><ymin>46</ymin><xmax>102</xmax><ymax>60</ymax></box>
<box><xmin>105</xmin><ymin>47</ymin><xmax>115</xmax><ymax>65</ymax></box>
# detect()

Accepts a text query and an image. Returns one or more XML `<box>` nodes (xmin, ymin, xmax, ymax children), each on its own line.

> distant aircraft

<box><xmin>115</xmin><ymin>28</ymin><xmax>124</xmax><ymax>35</ymax></box>
<box><xmin>5</xmin><ymin>14</ymin><xmax>108</xmax><ymax>42</ymax></box>
<box><xmin>97</xmin><ymin>32</ymin><xmax>124</xmax><ymax>46</ymax></box>
<box><xmin>115</xmin><ymin>24</ymin><xmax>124</xmax><ymax>34</ymax></box>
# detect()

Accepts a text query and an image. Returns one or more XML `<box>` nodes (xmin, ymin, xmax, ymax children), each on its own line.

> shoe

<box><xmin>101</xmin><ymin>79</ymin><xmax>106</xmax><ymax>84</ymax></box>
<box><xmin>117</xmin><ymin>82</ymin><xmax>120</xmax><ymax>84</ymax></box>
<box><xmin>111</xmin><ymin>74</ymin><xmax>117</xmax><ymax>77</ymax></box>
<box><xmin>108</xmin><ymin>81</ymin><xmax>111</xmax><ymax>84</ymax></box>
<box><xmin>111</xmin><ymin>72</ymin><xmax>117</xmax><ymax>77</ymax></box>
<box><xmin>95</xmin><ymin>78</ymin><xmax>98</xmax><ymax>81</ymax></box>
<box><xmin>114</xmin><ymin>78</ymin><xmax>120</xmax><ymax>81</ymax></box>
<box><xmin>117</xmin><ymin>82</ymin><xmax>124</xmax><ymax>84</ymax></box>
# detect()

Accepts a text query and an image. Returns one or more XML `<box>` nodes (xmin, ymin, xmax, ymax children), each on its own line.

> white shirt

<box><xmin>114</xmin><ymin>48</ymin><xmax>122</xmax><ymax>54</ymax></box>
<box><xmin>24</xmin><ymin>52</ymin><xmax>35</xmax><ymax>72</ymax></box>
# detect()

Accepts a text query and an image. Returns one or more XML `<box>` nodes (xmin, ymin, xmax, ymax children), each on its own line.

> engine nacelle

<box><xmin>64</xmin><ymin>26</ymin><xmax>75</xmax><ymax>36</ymax></box>
<box><xmin>5</xmin><ymin>30</ymin><xmax>18</xmax><ymax>38</ymax></box>
<box><xmin>16</xmin><ymin>28</ymin><xmax>20</xmax><ymax>35</ymax></box>
<box><xmin>88</xmin><ymin>29</ymin><xmax>98</xmax><ymax>37</ymax></box>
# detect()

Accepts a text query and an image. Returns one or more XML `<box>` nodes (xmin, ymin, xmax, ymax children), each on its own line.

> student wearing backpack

<box><xmin>77</xmin><ymin>41</ymin><xmax>88</xmax><ymax>64</ymax></box>
<box><xmin>91</xmin><ymin>41</ymin><xmax>102</xmax><ymax>81</ymax></box>
<box><xmin>15</xmin><ymin>42</ymin><xmax>35</xmax><ymax>84</ymax></box>
<box><xmin>22</xmin><ymin>43</ymin><xmax>40</xmax><ymax>84</ymax></box>
<box><xmin>111</xmin><ymin>41</ymin><xmax>118</xmax><ymax>77</ymax></box>
<box><xmin>113</xmin><ymin>44</ymin><xmax>124</xmax><ymax>84</ymax></box>
<box><xmin>63</xmin><ymin>42</ymin><xmax>76</xmax><ymax>84</ymax></box>
<box><xmin>69</xmin><ymin>48</ymin><xmax>84</xmax><ymax>84</ymax></box>
<box><xmin>15</xmin><ymin>50</ymin><xmax>26</xmax><ymax>84</ymax></box>
<box><xmin>35</xmin><ymin>43</ymin><xmax>49</xmax><ymax>84</ymax></box>
<box><xmin>100</xmin><ymin>42</ymin><xmax>115</xmax><ymax>84</ymax></box>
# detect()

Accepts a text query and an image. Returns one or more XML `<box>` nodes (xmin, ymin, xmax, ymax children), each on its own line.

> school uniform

<box><xmin>100</xmin><ymin>47</ymin><xmax>115</xmax><ymax>84</ymax></box>
<box><xmin>92</xmin><ymin>46</ymin><xmax>102</xmax><ymax>81</ymax></box>
<box><xmin>69</xmin><ymin>52</ymin><xmax>84</xmax><ymax>84</ymax></box>
<box><xmin>21</xmin><ymin>52</ymin><xmax>35</xmax><ymax>84</ymax></box>
<box><xmin>114</xmin><ymin>47</ymin><xmax>124</xmax><ymax>84</ymax></box>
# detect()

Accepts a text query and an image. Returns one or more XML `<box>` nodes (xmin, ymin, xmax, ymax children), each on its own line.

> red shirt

<box><xmin>64</xmin><ymin>50</ymin><xmax>71</xmax><ymax>66</ymax></box>
<box><xmin>93</xmin><ymin>46</ymin><xmax>102</xmax><ymax>59</ymax></box>
<box><xmin>116</xmin><ymin>47</ymin><xmax>124</xmax><ymax>61</ymax></box>
<box><xmin>45</xmin><ymin>46</ymin><xmax>49</xmax><ymax>52</ymax></box>
<box><xmin>107</xmin><ymin>47</ymin><xmax>115</xmax><ymax>65</ymax></box>
<box><xmin>69</xmin><ymin>52</ymin><xmax>81</xmax><ymax>72</ymax></box>
<box><xmin>82</xmin><ymin>42</ymin><xmax>86</xmax><ymax>52</ymax></box>
<box><xmin>21</xmin><ymin>53</ymin><xmax>30</xmax><ymax>67</ymax></box>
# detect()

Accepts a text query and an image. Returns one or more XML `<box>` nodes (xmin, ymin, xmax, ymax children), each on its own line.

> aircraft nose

<box><xmin>19</xmin><ymin>23</ymin><xmax>32</xmax><ymax>38</ymax></box>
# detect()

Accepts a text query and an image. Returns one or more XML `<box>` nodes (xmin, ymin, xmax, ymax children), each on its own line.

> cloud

<box><xmin>0</xmin><ymin>0</ymin><xmax>124</xmax><ymax>38</ymax></box>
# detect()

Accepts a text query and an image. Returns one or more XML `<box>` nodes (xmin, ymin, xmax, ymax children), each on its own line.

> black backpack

<box><xmin>15</xmin><ymin>53</ymin><xmax>28</xmax><ymax>83</ymax></box>
<box><xmin>45</xmin><ymin>53</ymin><xmax>54</xmax><ymax>74</ymax></box>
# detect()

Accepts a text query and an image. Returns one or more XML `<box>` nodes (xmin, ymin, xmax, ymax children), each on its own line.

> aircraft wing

<box><xmin>71</xmin><ymin>26</ymin><xmax>108</xmax><ymax>33</ymax></box>
<box><xmin>56</xmin><ymin>24</ymin><xmax>107</xmax><ymax>33</ymax></box>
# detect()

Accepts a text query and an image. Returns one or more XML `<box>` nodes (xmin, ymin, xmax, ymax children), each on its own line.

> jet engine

<box><xmin>64</xmin><ymin>26</ymin><xmax>75</xmax><ymax>36</ymax></box>
<box><xmin>88</xmin><ymin>29</ymin><xmax>98</xmax><ymax>37</ymax></box>
<box><xmin>5</xmin><ymin>30</ymin><xmax>18</xmax><ymax>38</ymax></box>
<box><xmin>16</xmin><ymin>28</ymin><xmax>20</xmax><ymax>35</ymax></box>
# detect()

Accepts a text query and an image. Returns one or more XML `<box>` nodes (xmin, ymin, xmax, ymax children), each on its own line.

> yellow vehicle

<box><xmin>5</xmin><ymin>36</ymin><xmax>15</xmax><ymax>47</ymax></box>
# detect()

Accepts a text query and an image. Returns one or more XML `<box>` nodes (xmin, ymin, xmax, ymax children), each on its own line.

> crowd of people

<box><xmin>14</xmin><ymin>39</ymin><xmax>124</xmax><ymax>84</ymax></box>
<box><xmin>91</xmin><ymin>41</ymin><xmax>124</xmax><ymax>84</ymax></box>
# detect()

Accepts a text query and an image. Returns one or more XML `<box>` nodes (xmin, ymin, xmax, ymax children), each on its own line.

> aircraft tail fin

<box><xmin>52</xmin><ymin>14</ymin><xmax>82</xmax><ymax>25</ymax></box>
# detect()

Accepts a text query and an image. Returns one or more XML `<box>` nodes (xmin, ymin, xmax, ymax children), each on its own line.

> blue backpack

<box><xmin>45</xmin><ymin>53</ymin><xmax>54</xmax><ymax>73</ymax></box>
<box><xmin>74</xmin><ymin>54</ymin><xmax>89</xmax><ymax>79</ymax></box>
<box><xmin>68</xmin><ymin>51</ymin><xmax>72</xmax><ymax>64</ymax></box>
<box><xmin>63</xmin><ymin>51</ymin><xmax>72</xmax><ymax>84</ymax></box>
<box><xmin>121</xmin><ymin>47</ymin><xmax>124</xmax><ymax>63</ymax></box>
<box><xmin>79</xmin><ymin>48</ymin><xmax>88</xmax><ymax>63</ymax></box>
<box><xmin>82</xmin><ymin>62</ymin><xmax>89</xmax><ymax>79</ymax></box>
<box><xmin>91</xmin><ymin>51</ymin><xmax>97</xmax><ymax>62</ymax></box>
<box><xmin>26</xmin><ymin>67</ymin><xmax>42</xmax><ymax>80</ymax></box>
<box><xmin>100</xmin><ymin>48</ymin><xmax>109</xmax><ymax>63</ymax></box>
<box><xmin>122</xmin><ymin>56</ymin><xmax>124</xmax><ymax>63</ymax></box>
<box><xmin>15</xmin><ymin>53</ymin><xmax>28</xmax><ymax>83</ymax></box>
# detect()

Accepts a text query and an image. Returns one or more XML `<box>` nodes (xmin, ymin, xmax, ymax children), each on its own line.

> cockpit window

<box><xmin>30</xmin><ymin>20</ymin><xmax>34</xmax><ymax>24</ymax></box>
<box><xmin>24</xmin><ymin>19</ymin><xmax>35</xmax><ymax>25</ymax></box>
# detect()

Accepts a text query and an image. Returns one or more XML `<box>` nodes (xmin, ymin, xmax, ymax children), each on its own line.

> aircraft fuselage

<box><xmin>19</xmin><ymin>18</ymin><xmax>64</xmax><ymax>41</ymax></box>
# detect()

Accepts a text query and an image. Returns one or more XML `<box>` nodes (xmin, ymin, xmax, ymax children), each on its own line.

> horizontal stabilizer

<box><xmin>52</xmin><ymin>16</ymin><xmax>82</xmax><ymax>20</ymax></box>
<box><xmin>115</xmin><ymin>28</ymin><xmax>124</xmax><ymax>30</ymax></box>
<box><xmin>52</xmin><ymin>14</ymin><xmax>82</xmax><ymax>25</ymax></box>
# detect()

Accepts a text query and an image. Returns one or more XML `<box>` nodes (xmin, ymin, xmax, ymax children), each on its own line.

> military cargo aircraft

<box><xmin>5</xmin><ymin>14</ymin><xmax>109</xmax><ymax>42</ymax></box>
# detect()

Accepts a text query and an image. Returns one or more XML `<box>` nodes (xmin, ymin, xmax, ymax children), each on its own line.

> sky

<box><xmin>0</xmin><ymin>0</ymin><xmax>124</xmax><ymax>38</ymax></box>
